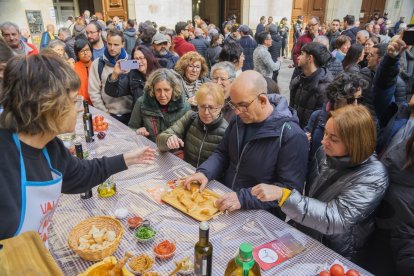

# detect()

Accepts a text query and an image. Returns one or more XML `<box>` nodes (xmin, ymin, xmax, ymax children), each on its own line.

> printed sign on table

<box><xmin>253</xmin><ymin>233</ymin><xmax>305</xmax><ymax>270</ymax></box>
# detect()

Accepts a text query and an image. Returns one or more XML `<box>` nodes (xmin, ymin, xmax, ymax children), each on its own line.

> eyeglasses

<box><xmin>308</xmin><ymin>22</ymin><xmax>319</xmax><ymax>27</ymax></box>
<box><xmin>198</xmin><ymin>105</ymin><xmax>222</xmax><ymax>113</ymax></box>
<box><xmin>212</xmin><ymin>76</ymin><xmax>231</xmax><ymax>83</ymax></box>
<box><xmin>86</xmin><ymin>31</ymin><xmax>99</xmax><ymax>35</ymax></box>
<box><xmin>228</xmin><ymin>93</ymin><xmax>264</xmax><ymax>113</ymax></box>
<box><xmin>188</xmin><ymin>64</ymin><xmax>201</xmax><ymax>71</ymax></box>
<box><xmin>80</xmin><ymin>49</ymin><xmax>91</xmax><ymax>54</ymax></box>
<box><xmin>346</xmin><ymin>96</ymin><xmax>365</xmax><ymax>105</ymax></box>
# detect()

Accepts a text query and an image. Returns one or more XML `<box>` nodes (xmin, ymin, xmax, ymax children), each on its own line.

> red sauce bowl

<box><xmin>127</xmin><ymin>216</ymin><xmax>143</xmax><ymax>229</ymax></box>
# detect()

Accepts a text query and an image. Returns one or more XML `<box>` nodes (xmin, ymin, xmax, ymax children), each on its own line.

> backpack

<box><xmin>98</xmin><ymin>57</ymin><xmax>105</xmax><ymax>81</ymax></box>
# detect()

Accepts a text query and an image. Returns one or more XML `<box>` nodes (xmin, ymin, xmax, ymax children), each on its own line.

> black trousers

<box><xmin>110</xmin><ymin>113</ymin><xmax>131</xmax><ymax>126</ymax></box>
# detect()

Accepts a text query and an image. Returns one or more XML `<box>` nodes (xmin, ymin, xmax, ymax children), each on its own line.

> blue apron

<box><xmin>12</xmin><ymin>133</ymin><xmax>62</xmax><ymax>244</ymax></box>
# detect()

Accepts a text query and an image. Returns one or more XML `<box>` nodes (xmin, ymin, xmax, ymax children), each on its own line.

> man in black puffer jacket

<box><xmin>289</xmin><ymin>42</ymin><xmax>333</xmax><ymax>127</ymax></box>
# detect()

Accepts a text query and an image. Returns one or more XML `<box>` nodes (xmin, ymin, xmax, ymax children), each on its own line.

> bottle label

<box><xmin>195</xmin><ymin>254</ymin><xmax>211</xmax><ymax>276</ymax></box>
<box><xmin>201</xmin><ymin>258</ymin><xmax>207</xmax><ymax>276</ymax></box>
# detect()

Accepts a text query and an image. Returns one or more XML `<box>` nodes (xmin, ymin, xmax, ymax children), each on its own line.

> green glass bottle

<box><xmin>224</xmin><ymin>243</ymin><xmax>261</xmax><ymax>276</ymax></box>
<box><xmin>194</xmin><ymin>221</ymin><xmax>212</xmax><ymax>276</ymax></box>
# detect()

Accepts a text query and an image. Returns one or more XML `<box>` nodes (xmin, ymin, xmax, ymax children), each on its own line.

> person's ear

<box><xmin>258</xmin><ymin>93</ymin><xmax>268</xmax><ymax>105</ymax></box>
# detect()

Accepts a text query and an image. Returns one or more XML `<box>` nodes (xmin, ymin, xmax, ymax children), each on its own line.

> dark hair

<box><xmin>106</xmin><ymin>28</ymin><xmax>125</xmax><ymax>43</ymax></box>
<box><xmin>333</xmin><ymin>19</ymin><xmax>340</xmax><ymax>23</ymax></box>
<box><xmin>131</xmin><ymin>45</ymin><xmax>160</xmax><ymax>78</ymax></box>
<box><xmin>87</xmin><ymin>21</ymin><xmax>102</xmax><ymax>32</ymax></box>
<box><xmin>141</xmin><ymin>26</ymin><xmax>156</xmax><ymax>43</ymax></box>
<box><xmin>335</xmin><ymin>35</ymin><xmax>351</xmax><ymax>49</ymax></box>
<box><xmin>0</xmin><ymin>37</ymin><xmax>14</xmax><ymax>64</ymax></box>
<box><xmin>175</xmin><ymin>21</ymin><xmax>188</xmax><ymax>35</ymax></box>
<box><xmin>342</xmin><ymin>43</ymin><xmax>364</xmax><ymax>70</ymax></box>
<box><xmin>210</xmin><ymin>32</ymin><xmax>220</xmax><ymax>47</ymax></box>
<box><xmin>301</xmin><ymin>42</ymin><xmax>331</xmax><ymax>68</ymax></box>
<box><xmin>373</xmin><ymin>43</ymin><xmax>387</xmax><ymax>58</ymax></box>
<box><xmin>326</xmin><ymin>72</ymin><xmax>369</xmax><ymax>108</ymax></box>
<box><xmin>256</xmin><ymin>31</ymin><xmax>270</xmax><ymax>44</ymax></box>
<box><xmin>344</xmin><ymin>15</ymin><xmax>355</xmax><ymax>25</ymax></box>
<box><xmin>0</xmin><ymin>54</ymin><xmax>80</xmax><ymax>134</ymax></box>
<box><xmin>219</xmin><ymin>41</ymin><xmax>243</xmax><ymax>64</ymax></box>
<box><xmin>127</xmin><ymin>19</ymin><xmax>135</xmax><ymax>28</ymax></box>
<box><xmin>106</xmin><ymin>20</ymin><xmax>113</xmax><ymax>27</ymax></box>
<box><xmin>74</xmin><ymin>39</ymin><xmax>92</xmax><ymax>61</ymax></box>
<box><xmin>264</xmin><ymin>76</ymin><xmax>280</xmax><ymax>94</ymax></box>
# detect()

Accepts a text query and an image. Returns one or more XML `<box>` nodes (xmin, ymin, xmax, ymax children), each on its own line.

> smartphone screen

<box><xmin>402</xmin><ymin>30</ymin><xmax>414</xmax><ymax>46</ymax></box>
<box><xmin>120</xmin><ymin>60</ymin><xmax>139</xmax><ymax>70</ymax></box>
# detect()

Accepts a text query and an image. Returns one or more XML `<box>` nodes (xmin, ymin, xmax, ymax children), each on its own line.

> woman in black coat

<box><xmin>105</xmin><ymin>45</ymin><xmax>160</xmax><ymax>106</ymax></box>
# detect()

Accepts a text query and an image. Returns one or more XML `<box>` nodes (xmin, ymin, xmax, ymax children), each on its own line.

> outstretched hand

<box><xmin>387</xmin><ymin>35</ymin><xmax>407</xmax><ymax>58</ymax></box>
<box><xmin>123</xmin><ymin>146</ymin><xmax>156</xmax><ymax>166</ymax></box>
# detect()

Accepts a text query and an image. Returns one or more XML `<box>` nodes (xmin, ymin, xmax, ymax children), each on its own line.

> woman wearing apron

<box><xmin>0</xmin><ymin>53</ymin><xmax>155</xmax><ymax>242</ymax></box>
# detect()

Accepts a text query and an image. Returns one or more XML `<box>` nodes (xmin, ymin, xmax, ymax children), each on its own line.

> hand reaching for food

<box><xmin>183</xmin><ymin>172</ymin><xmax>208</xmax><ymax>191</ymax></box>
<box><xmin>167</xmin><ymin>135</ymin><xmax>184</xmax><ymax>149</ymax></box>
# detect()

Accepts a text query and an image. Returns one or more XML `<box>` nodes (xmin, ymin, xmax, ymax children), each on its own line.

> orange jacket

<box><xmin>74</xmin><ymin>61</ymin><xmax>92</xmax><ymax>105</ymax></box>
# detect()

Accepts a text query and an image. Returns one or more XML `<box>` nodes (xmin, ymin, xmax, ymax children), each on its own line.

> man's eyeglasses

<box><xmin>212</xmin><ymin>77</ymin><xmax>231</xmax><ymax>83</ymax></box>
<box><xmin>198</xmin><ymin>105</ymin><xmax>222</xmax><ymax>113</ymax></box>
<box><xmin>188</xmin><ymin>64</ymin><xmax>202</xmax><ymax>71</ymax></box>
<box><xmin>308</xmin><ymin>22</ymin><xmax>319</xmax><ymax>27</ymax></box>
<box><xmin>346</xmin><ymin>96</ymin><xmax>365</xmax><ymax>105</ymax></box>
<box><xmin>228</xmin><ymin>93</ymin><xmax>264</xmax><ymax>113</ymax></box>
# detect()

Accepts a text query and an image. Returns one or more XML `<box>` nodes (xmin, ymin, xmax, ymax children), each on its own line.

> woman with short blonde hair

<box><xmin>252</xmin><ymin>105</ymin><xmax>388</xmax><ymax>260</ymax></box>
<box><xmin>157</xmin><ymin>82</ymin><xmax>228</xmax><ymax>167</ymax></box>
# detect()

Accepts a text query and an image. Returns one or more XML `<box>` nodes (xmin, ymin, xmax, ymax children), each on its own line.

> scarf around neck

<box><xmin>103</xmin><ymin>47</ymin><xmax>127</xmax><ymax>65</ymax></box>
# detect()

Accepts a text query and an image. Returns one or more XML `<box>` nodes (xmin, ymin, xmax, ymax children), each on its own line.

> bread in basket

<box><xmin>68</xmin><ymin>216</ymin><xmax>123</xmax><ymax>261</ymax></box>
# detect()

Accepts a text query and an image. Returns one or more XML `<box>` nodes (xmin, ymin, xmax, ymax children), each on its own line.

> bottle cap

<box><xmin>239</xmin><ymin>243</ymin><xmax>253</xmax><ymax>260</ymax></box>
<box><xmin>200</xmin><ymin>221</ymin><xmax>209</xmax><ymax>231</ymax></box>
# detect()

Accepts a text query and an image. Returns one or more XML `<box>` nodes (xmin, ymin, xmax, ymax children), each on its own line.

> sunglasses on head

<box><xmin>346</xmin><ymin>96</ymin><xmax>365</xmax><ymax>105</ymax></box>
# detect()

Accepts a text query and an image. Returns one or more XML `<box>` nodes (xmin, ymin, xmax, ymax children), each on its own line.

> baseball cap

<box><xmin>152</xmin><ymin>33</ymin><xmax>168</xmax><ymax>44</ymax></box>
<box><xmin>237</xmin><ymin>24</ymin><xmax>250</xmax><ymax>34</ymax></box>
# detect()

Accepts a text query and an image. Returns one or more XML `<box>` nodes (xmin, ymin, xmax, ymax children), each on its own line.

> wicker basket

<box><xmin>68</xmin><ymin>216</ymin><xmax>123</xmax><ymax>261</ymax></box>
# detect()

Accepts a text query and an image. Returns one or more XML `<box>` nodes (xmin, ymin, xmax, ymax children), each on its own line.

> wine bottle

<box><xmin>194</xmin><ymin>221</ymin><xmax>213</xmax><ymax>276</ymax></box>
<box><xmin>82</xmin><ymin>100</ymin><xmax>94</xmax><ymax>142</ymax></box>
<box><xmin>75</xmin><ymin>141</ymin><xmax>92</xmax><ymax>199</ymax></box>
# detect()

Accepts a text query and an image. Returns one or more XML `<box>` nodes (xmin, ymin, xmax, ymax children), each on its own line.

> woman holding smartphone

<box><xmin>105</xmin><ymin>45</ymin><xmax>161</xmax><ymax>106</ymax></box>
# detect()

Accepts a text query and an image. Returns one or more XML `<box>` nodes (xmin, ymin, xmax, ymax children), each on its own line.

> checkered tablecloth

<box><xmin>48</xmin><ymin>107</ymin><xmax>372</xmax><ymax>276</ymax></box>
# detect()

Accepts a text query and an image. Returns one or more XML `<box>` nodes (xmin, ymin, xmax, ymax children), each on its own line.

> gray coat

<box><xmin>253</xmin><ymin>44</ymin><xmax>281</xmax><ymax>78</ymax></box>
<box><xmin>282</xmin><ymin>150</ymin><xmax>389</xmax><ymax>259</ymax></box>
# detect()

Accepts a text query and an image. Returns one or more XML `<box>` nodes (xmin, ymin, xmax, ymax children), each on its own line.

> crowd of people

<box><xmin>0</xmin><ymin>9</ymin><xmax>413</xmax><ymax>276</ymax></box>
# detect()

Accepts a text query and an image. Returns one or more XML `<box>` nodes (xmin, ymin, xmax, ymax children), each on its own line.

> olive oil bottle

<box><xmin>194</xmin><ymin>221</ymin><xmax>212</xmax><ymax>276</ymax></box>
<box><xmin>224</xmin><ymin>243</ymin><xmax>261</xmax><ymax>276</ymax></box>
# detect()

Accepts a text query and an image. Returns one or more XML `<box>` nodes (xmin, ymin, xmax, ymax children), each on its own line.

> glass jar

<box><xmin>97</xmin><ymin>177</ymin><xmax>117</xmax><ymax>198</ymax></box>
